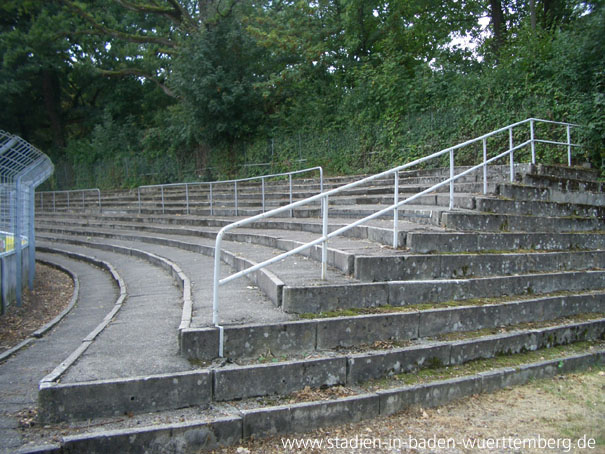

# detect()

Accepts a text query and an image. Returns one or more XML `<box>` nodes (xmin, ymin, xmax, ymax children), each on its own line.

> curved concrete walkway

<box><xmin>36</xmin><ymin>243</ymin><xmax>193</xmax><ymax>382</ymax></box>
<box><xmin>0</xmin><ymin>252</ymin><xmax>117</xmax><ymax>453</ymax></box>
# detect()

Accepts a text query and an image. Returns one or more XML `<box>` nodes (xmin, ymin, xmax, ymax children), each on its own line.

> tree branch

<box><xmin>99</xmin><ymin>67</ymin><xmax>178</xmax><ymax>98</ymax></box>
<box><xmin>114</xmin><ymin>0</ymin><xmax>183</xmax><ymax>26</ymax></box>
<box><xmin>60</xmin><ymin>0</ymin><xmax>177</xmax><ymax>48</ymax></box>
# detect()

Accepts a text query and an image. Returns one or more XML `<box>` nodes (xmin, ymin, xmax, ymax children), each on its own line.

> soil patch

<box><xmin>0</xmin><ymin>262</ymin><xmax>74</xmax><ymax>353</ymax></box>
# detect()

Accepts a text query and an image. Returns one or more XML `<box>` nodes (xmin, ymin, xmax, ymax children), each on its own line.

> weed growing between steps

<box><xmin>434</xmin><ymin>313</ymin><xmax>605</xmax><ymax>342</ymax></box>
<box><xmin>362</xmin><ymin>341</ymin><xmax>605</xmax><ymax>390</ymax></box>
<box><xmin>297</xmin><ymin>289</ymin><xmax>605</xmax><ymax>320</ymax></box>
<box><xmin>236</xmin><ymin>341</ymin><xmax>605</xmax><ymax>410</ymax></box>
<box><xmin>225</xmin><ymin>313</ymin><xmax>604</xmax><ymax>367</ymax></box>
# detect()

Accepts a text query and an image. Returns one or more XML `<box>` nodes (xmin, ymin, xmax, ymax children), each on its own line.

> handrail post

<box><xmin>449</xmin><ymin>148</ymin><xmax>454</xmax><ymax>210</ymax></box>
<box><xmin>393</xmin><ymin>171</ymin><xmax>399</xmax><ymax>248</ymax></box>
<box><xmin>289</xmin><ymin>174</ymin><xmax>293</xmax><ymax>217</ymax></box>
<box><xmin>82</xmin><ymin>191</ymin><xmax>85</xmax><ymax>209</ymax></box>
<box><xmin>185</xmin><ymin>183</ymin><xmax>190</xmax><ymax>215</ymax></box>
<box><xmin>53</xmin><ymin>192</ymin><xmax>55</xmax><ymax>212</ymax></box>
<box><xmin>138</xmin><ymin>188</ymin><xmax>141</xmax><ymax>214</ymax></box>
<box><xmin>319</xmin><ymin>167</ymin><xmax>323</xmax><ymax>193</ymax></box>
<box><xmin>566</xmin><ymin>124</ymin><xmax>572</xmax><ymax>166</ymax></box>
<box><xmin>509</xmin><ymin>127</ymin><xmax>515</xmax><ymax>182</ymax></box>
<box><xmin>161</xmin><ymin>186</ymin><xmax>165</xmax><ymax>214</ymax></box>
<box><xmin>67</xmin><ymin>191</ymin><xmax>70</xmax><ymax>211</ymax></box>
<box><xmin>261</xmin><ymin>177</ymin><xmax>265</xmax><ymax>213</ymax></box>
<box><xmin>482</xmin><ymin>138</ymin><xmax>488</xmax><ymax>194</ymax></box>
<box><xmin>234</xmin><ymin>181</ymin><xmax>238</xmax><ymax>216</ymax></box>
<box><xmin>212</xmin><ymin>231</ymin><xmax>224</xmax><ymax>357</ymax></box>
<box><xmin>97</xmin><ymin>189</ymin><xmax>101</xmax><ymax>212</ymax></box>
<box><xmin>209</xmin><ymin>183</ymin><xmax>213</xmax><ymax>215</ymax></box>
<box><xmin>321</xmin><ymin>196</ymin><xmax>328</xmax><ymax>280</ymax></box>
<box><xmin>530</xmin><ymin>119</ymin><xmax>536</xmax><ymax>164</ymax></box>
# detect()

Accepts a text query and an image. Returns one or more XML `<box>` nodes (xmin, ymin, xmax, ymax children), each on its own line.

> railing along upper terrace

<box><xmin>211</xmin><ymin>118</ymin><xmax>582</xmax><ymax>356</ymax></box>
<box><xmin>137</xmin><ymin>166</ymin><xmax>323</xmax><ymax>215</ymax></box>
<box><xmin>37</xmin><ymin>188</ymin><xmax>102</xmax><ymax>212</ymax></box>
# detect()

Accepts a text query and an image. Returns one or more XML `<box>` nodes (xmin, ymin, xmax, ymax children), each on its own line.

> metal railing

<box><xmin>137</xmin><ymin>167</ymin><xmax>323</xmax><ymax>215</ymax></box>
<box><xmin>210</xmin><ymin>118</ymin><xmax>581</xmax><ymax>356</ymax></box>
<box><xmin>37</xmin><ymin>188</ymin><xmax>102</xmax><ymax>212</ymax></box>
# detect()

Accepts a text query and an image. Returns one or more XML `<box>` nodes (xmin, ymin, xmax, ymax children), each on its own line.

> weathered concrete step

<box><xmin>37</xmin><ymin>224</ymin><xmax>355</xmax><ymax>311</ymax></box>
<box><xmin>442</xmin><ymin>211</ymin><xmax>604</xmax><ymax>232</ymax></box>
<box><xmin>530</xmin><ymin>164</ymin><xmax>601</xmax><ymax>182</ymax></box>
<box><xmin>89</xmin><ymin>181</ymin><xmax>489</xmax><ymax>214</ymax></box>
<box><xmin>354</xmin><ymin>250</ymin><xmax>605</xmax><ymax>282</ymax></box>
<box><xmin>37</xmin><ymin>211</ymin><xmax>444</xmax><ymax>248</ymax></box>
<box><xmin>498</xmin><ymin>182</ymin><xmax>605</xmax><ymax>207</ymax></box>
<box><xmin>24</xmin><ymin>349</ymin><xmax>605</xmax><ymax>454</ymax></box>
<box><xmin>523</xmin><ymin>172</ymin><xmax>605</xmax><ymax>193</ymax></box>
<box><xmin>282</xmin><ymin>270</ymin><xmax>605</xmax><ymax>313</ymax></box>
<box><xmin>65</xmin><ymin>203</ymin><xmax>446</xmax><ymax>225</ymax></box>
<box><xmin>36</xmin><ymin>221</ymin><xmax>363</xmax><ymax>277</ymax></box>
<box><xmin>37</xmin><ymin>317</ymin><xmax>605</xmax><ymax>423</ymax></box>
<box><xmin>182</xmin><ymin>291</ymin><xmax>605</xmax><ymax>360</ymax></box>
<box><xmin>475</xmin><ymin>197</ymin><xmax>605</xmax><ymax>218</ymax></box>
<box><xmin>131</xmin><ymin>192</ymin><xmax>476</xmax><ymax>212</ymax></box>
<box><xmin>406</xmin><ymin>231</ymin><xmax>605</xmax><ymax>253</ymax></box>
<box><xmin>497</xmin><ymin>185</ymin><xmax>605</xmax><ymax>207</ymax></box>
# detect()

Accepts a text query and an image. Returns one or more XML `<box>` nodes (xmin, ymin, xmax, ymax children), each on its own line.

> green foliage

<box><xmin>2</xmin><ymin>0</ymin><xmax>604</xmax><ymax>188</ymax></box>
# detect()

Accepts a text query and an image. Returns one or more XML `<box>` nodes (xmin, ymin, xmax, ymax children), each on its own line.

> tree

<box><xmin>0</xmin><ymin>2</ymin><xmax>73</xmax><ymax>147</ymax></box>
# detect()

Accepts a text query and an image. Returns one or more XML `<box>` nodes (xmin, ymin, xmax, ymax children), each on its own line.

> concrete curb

<box><xmin>23</xmin><ymin>350</ymin><xmax>605</xmax><ymax>454</ymax></box>
<box><xmin>0</xmin><ymin>259</ymin><xmax>79</xmax><ymax>363</ymax></box>
<box><xmin>36</xmin><ymin>247</ymin><xmax>127</xmax><ymax>384</ymax></box>
<box><xmin>37</xmin><ymin>232</ymin><xmax>286</xmax><ymax>310</ymax></box>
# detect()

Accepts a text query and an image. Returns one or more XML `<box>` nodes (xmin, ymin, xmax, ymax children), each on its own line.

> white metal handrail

<box><xmin>37</xmin><ymin>188</ymin><xmax>102</xmax><ymax>212</ymax></box>
<box><xmin>137</xmin><ymin>166</ymin><xmax>323</xmax><ymax>215</ymax></box>
<box><xmin>210</xmin><ymin>118</ymin><xmax>582</xmax><ymax>356</ymax></box>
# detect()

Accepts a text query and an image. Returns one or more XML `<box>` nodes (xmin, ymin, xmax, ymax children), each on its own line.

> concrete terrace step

<box><xmin>38</xmin><ymin>212</ymin><xmax>605</xmax><ymax>253</ymax></box>
<box><xmin>475</xmin><ymin>196</ymin><xmax>605</xmax><ymax>218</ymax></box>
<box><xmin>523</xmin><ymin>172</ymin><xmax>605</xmax><ymax>193</ymax></box>
<box><xmin>406</xmin><ymin>231</ymin><xmax>605</xmax><ymax>253</ymax></box>
<box><xmin>442</xmin><ymin>210</ymin><xmax>604</xmax><ymax>232</ymax></box>
<box><xmin>23</xmin><ymin>348</ymin><xmax>604</xmax><ymax>453</ymax></box>
<box><xmin>498</xmin><ymin>182</ymin><xmax>605</xmax><ymax>206</ymax></box>
<box><xmin>282</xmin><ymin>270</ymin><xmax>605</xmax><ymax>313</ymax></box>
<box><xmin>36</xmin><ymin>221</ymin><xmax>605</xmax><ymax>285</ymax></box>
<box><xmin>38</xmin><ymin>311</ymin><xmax>605</xmax><ymax>422</ymax></box>
<box><xmin>182</xmin><ymin>291</ymin><xmax>605</xmax><ymax>360</ymax></box>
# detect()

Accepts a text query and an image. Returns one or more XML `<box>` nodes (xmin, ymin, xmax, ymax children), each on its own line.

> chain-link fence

<box><xmin>1</xmin><ymin>130</ymin><xmax>54</xmax><ymax>313</ymax></box>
